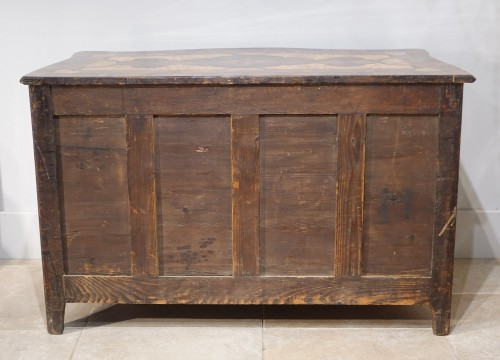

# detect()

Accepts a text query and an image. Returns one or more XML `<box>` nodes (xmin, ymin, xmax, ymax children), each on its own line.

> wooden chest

<box><xmin>21</xmin><ymin>49</ymin><xmax>474</xmax><ymax>335</ymax></box>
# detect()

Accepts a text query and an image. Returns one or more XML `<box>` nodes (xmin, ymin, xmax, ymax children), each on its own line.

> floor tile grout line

<box><xmin>261</xmin><ymin>305</ymin><xmax>265</xmax><ymax>360</ymax></box>
<box><xmin>68</xmin><ymin>308</ymin><xmax>93</xmax><ymax>360</ymax></box>
<box><xmin>68</xmin><ymin>329</ymin><xmax>84</xmax><ymax>360</ymax></box>
<box><xmin>260</xmin><ymin>326</ymin><xmax>443</xmax><ymax>333</ymax></box>
<box><xmin>2</xmin><ymin>260</ymin><xmax>498</xmax><ymax>359</ymax></box>
<box><xmin>453</xmin><ymin>292</ymin><xmax>500</xmax><ymax>295</ymax></box>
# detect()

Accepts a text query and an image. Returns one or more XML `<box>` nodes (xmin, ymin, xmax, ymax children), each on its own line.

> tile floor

<box><xmin>0</xmin><ymin>259</ymin><xmax>499</xmax><ymax>359</ymax></box>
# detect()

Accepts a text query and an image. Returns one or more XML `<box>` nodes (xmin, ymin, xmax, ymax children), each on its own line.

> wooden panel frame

<box><xmin>429</xmin><ymin>84</ymin><xmax>464</xmax><ymax>335</ymax></box>
<box><xmin>57</xmin><ymin>116</ymin><xmax>132</xmax><ymax>276</ymax></box>
<box><xmin>231</xmin><ymin>114</ymin><xmax>260</xmax><ymax>275</ymax></box>
<box><xmin>27</xmin><ymin>81</ymin><xmax>468</xmax><ymax>336</ymax></box>
<box><xmin>259</xmin><ymin>115</ymin><xmax>338</xmax><ymax>276</ymax></box>
<box><xmin>155</xmin><ymin>116</ymin><xmax>233</xmax><ymax>275</ymax></box>
<box><xmin>362</xmin><ymin>114</ymin><xmax>439</xmax><ymax>277</ymax></box>
<box><xmin>335</xmin><ymin>114</ymin><xmax>366</xmax><ymax>277</ymax></box>
<box><xmin>126</xmin><ymin>115</ymin><xmax>159</xmax><ymax>277</ymax></box>
<box><xmin>51</xmin><ymin>85</ymin><xmax>441</xmax><ymax>116</ymax></box>
<box><xmin>63</xmin><ymin>275</ymin><xmax>430</xmax><ymax>305</ymax></box>
<box><xmin>29</xmin><ymin>85</ymin><xmax>66</xmax><ymax>334</ymax></box>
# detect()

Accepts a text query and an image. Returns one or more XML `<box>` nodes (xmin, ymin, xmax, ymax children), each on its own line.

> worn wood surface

<box><xmin>63</xmin><ymin>275</ymin><xmax>430</xmax><ymax>305</ymax></box>
<box><xmin>232</xmin><ymin>114</ymin><xmax>260</xmax><ymax>276</ymax></box>
<box><xmin>335</xmin><ymin>114</ymin><xmax>366</xmax><ymax>277</ymax></box>
<box><xmin>156</xmin><ymin>117</ymin><xmax>232</xmax><ymax>275</ymax></box>
<box><xmin>22</xmin><ymin>49</ymin><xmax>474</xmax><ymax>335</ymax></box>
<box><xmin>126</xmin><ymin>115</ymin><xmax>158</xmax><ymax>277</ymax></box>
<box><xmin>58</xmin><ymin>117</ymin><xmax>131</xmax><ymax>275</ymax></box>
<box><xmin>51</xmin><ymin>85</ymin><xmax>441</xmax><ymax>116</ymax></box>
<box><xmin>20</xmin><ymin>48</ymin><xmax>475</xmax><ymax>85</ymax></box>
<box><xmin>363</xmin><ymin>115</ymin><xmax>439</xmax><ymax>276</ymax></box>
<box><xmin>29</xmin><ymin>85</ymin><xmax>66</xmax><ymax>334</ymax></box>
<box><xmin>260</xmin><ymin>116</ymin><xmax>337</xmax><ymax>276</ymax></box>
<box><xmin>430</xmin><ymin>84</ymin><xmax>463</xmax><ymax>335</ymax></box>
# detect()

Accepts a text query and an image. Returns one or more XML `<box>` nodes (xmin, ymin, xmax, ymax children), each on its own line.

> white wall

<box><xmin>0</xmin><ymin>0</ymin><xmax>498</xmax><ymax>259</ymax></box>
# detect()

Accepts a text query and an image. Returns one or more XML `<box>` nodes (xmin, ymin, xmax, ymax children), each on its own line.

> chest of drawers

<box><xmin>21</xmin><ymin>48</ymin><xmax>474</xmax><ymax>335</ymax></box>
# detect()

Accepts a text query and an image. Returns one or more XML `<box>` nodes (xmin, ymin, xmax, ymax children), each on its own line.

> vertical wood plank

<box><xmin>335</xmin><ymin>114</ymin><xmax>366</xmax><ymax>277</ymax></box>
<box><xmin>58</xmin><ymin>117</ymin><xmax>131</xmax><ymax>275</ymax></box>
<box><xmin>156</xmin><ymin>117</ymin><xmax>232</xmax><ymax>275</ymax></box>
<box><xmin>127</xmin><ymin>115</ymin><xmax>158</xmax><ymax>277</ymax></box>
<box><xmin>232</xmin><ymin>114</ymin><xmax>260</xmax><ymax>276</ymax></box>
<box><xmin>29</xmin><ymin>85</ymin><xmax>66</xmax><ymax>334</ymax></box>
<box><xmin>363</xmin><ymin>115</ymin><xmax>438</xmax><ymax>276</ymax></box>
<box><xmin>260</xmin><ymin>116</ymin><xmax>337</xmax><ymax>276</ymax></box>
<box><xmin>430</xmin><ymin>84</ymin><xmax>463</xmax><ymax>335</ymax></box>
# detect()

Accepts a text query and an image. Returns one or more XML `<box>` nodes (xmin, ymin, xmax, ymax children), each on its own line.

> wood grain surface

<box><xmin>58</xmin><ymin>117</ymin><xmax>131</xmax><ymax>275</ymax></box>
<box><xmin>22</xmin><ymin>49</ymin><xmax>474</xmax><ymax>335</ymax></box>
<box><xmin>126</xmin><ymin>115</ymin><xmax>158</xmax><ymax>277</ymax></box>
<box><xmin>63</xmin><ymin>275</ymin><xmax>430</xmax><ymax>306</ymax></box>
<box><xmin>21</xmin><ymin>48</ymin><xmax>475</xmax><ymax>85</ymax></box>
<box><xmin>260</xmin><ymin>116</ymin><xmax>337</xmax><ymax>276</ymax></box>
<box><xmin>335</xmin><ymin>114</ymin><xmax>366</xmax><ymax>277</ymax></box>
<box><xmin>231</xmin><ymin>114</ymin><xmax>260</xmax><ymax>276</ymax></box>
<box><xmin>430</xmin><ymin>84</ymin><xmax>463</xmax><ymax>335</ymax></box>
<box><xmin>51</xmin><ymin>85</ymin><xmax>441</xmax><ymax>116</ymax></box>
<box><xmin>156</xmin><ymin>117</ymin><xmax>232</xmax><ymax>275</ymax></box>
<box><xmin>363</xmin><ymin>115</ymin><xmax>439</xmax><ymax>276</ymax></box>
<box><xmin>29</xmin><ymin>85</ymin><xmax>66</xmax><ymax>334</ymax></box>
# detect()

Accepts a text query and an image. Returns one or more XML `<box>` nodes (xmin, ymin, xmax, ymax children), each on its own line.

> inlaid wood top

<box><xmin>21</xmin><ymin>48</ymin><xmax>475</xmax><ymax>85</ymax></box>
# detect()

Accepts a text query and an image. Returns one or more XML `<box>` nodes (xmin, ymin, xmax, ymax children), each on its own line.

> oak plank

<box><xmin>232</xmin><ymin>114</ymin><xmax>260</xmax><ymax>276</ymax></box>
<box><xmin>126</xmin><ymin>115</ymin><xmax>158</xmax><ymax>277</ymax></box>
<box><xmin>53</xmin><ymin>86</ymin><xmax>123</xmax><ymax>115</ymax></box>
<box><xmin>335</xmin><ymin>114</ymin><xmax>366</xmax><ymax>277</ymax></box>
<box><xmin>29</xmin><ymin>85</ymin><xmax>66</xmax><ymax>334</ymax></box>
<box><xmin>363</xmin><ymin>115</ymin><xmax>439</xmax><ymax>276</ymax></box>
<box><xmin>156</xmin><ymin>117</ymin><xmax>232</xmax><ymax>275</ymax></box>
<box><xmin>63</xmin><ymin>275</ymin><xmax>430</xmax><ymax>306</ymax></box>
<box><xmin>430</xmin><ymin>84</ymin><xmax>463</xmax><ymax>335</ymax></box>
<box><xmin>52</xmin><ymin>85</ymin><xmax>441</xmax><ymax>116</ymax></box>
<box><xmin>260</xmin><ymin>116</ymin><xmax>337</xmax><ymax>276</ymax></box>
<box><xmin>58</xmin><ymin>117</ymin><xmax>131</xmax><ymax>275</ymax></box>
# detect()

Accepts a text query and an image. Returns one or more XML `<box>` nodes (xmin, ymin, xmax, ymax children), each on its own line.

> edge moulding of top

<box><xmin>20</xmin><ymin>48</ymin><xmax>476</xmax><ymax>86</ymax></box>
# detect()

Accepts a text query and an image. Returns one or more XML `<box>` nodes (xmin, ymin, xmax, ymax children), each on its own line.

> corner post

<box><xmin>430</xmin><ymin>84</ymin><xmax>463</xmax><ymax>335</ymax></box>
<box><xmin>29</xmin><ymin>85</ymin><xmax>66</xmax><ymax>334</ymax></box>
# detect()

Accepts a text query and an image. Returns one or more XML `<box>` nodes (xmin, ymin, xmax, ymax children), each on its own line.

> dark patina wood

<box><xmin>335</xmin><ymin>114</ymin><xmax>366</xmax><ymax>277</ymax></box>
<box><xmin>156</xmin><ymin>116</ymin><xmax>233</xmax><ymax>276</ymax></box>
<box><xmin>21</xmin><ymin>48</ymin><xmax>474</xmax><ymax>85</ymax></box>
<box><xmin>430</xmin><ymin>84</ymin><xmax>464</xmax><ymax>335</ymax></box>
<box><xmin>63</xmin><ymin>275</ymin><xmax>431</xmax><ymax>305</ymax></box>
<box><xmin>29</xmin><ymin>86</ymin><xmax>66</xmax><ymax>334</ymax></box>
<box><xmin>21</xmin><ymin>48</ymin><xmax>474</xmax><ymax>335</ymax></box>
<box><xmin>58</xmin><ymin>116</ymin><xmax>131</xmax><ymax>275</ymax></box>
<box><xmin>363</xmin><ymin>115</ymin><xmax>439</xmax><ymax>276</ymax></box>
<box><xmin>50</xmin><ymin>85</ymin><xmax>442</xmax><ymax>116</ymax></box>
<box><xmin>260</xmin><ymin>116</ymin><xmax>337</xmax><ymax>276</ymax></box>
<box><xmin>126</xmin><ymin>115</ymin><xmax>158</xmax><ymax>277</ymax></box>
<box><xmin>231</xmin><ymin>114</ymin><xmax>260</xmax><ymax>276</ymax></box>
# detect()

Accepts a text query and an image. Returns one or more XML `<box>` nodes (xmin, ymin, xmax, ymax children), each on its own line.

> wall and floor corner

<box><xmin>0</xmin><ymin>0</ymin><xmax>498</xmax><ymax>259</ymax></box>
